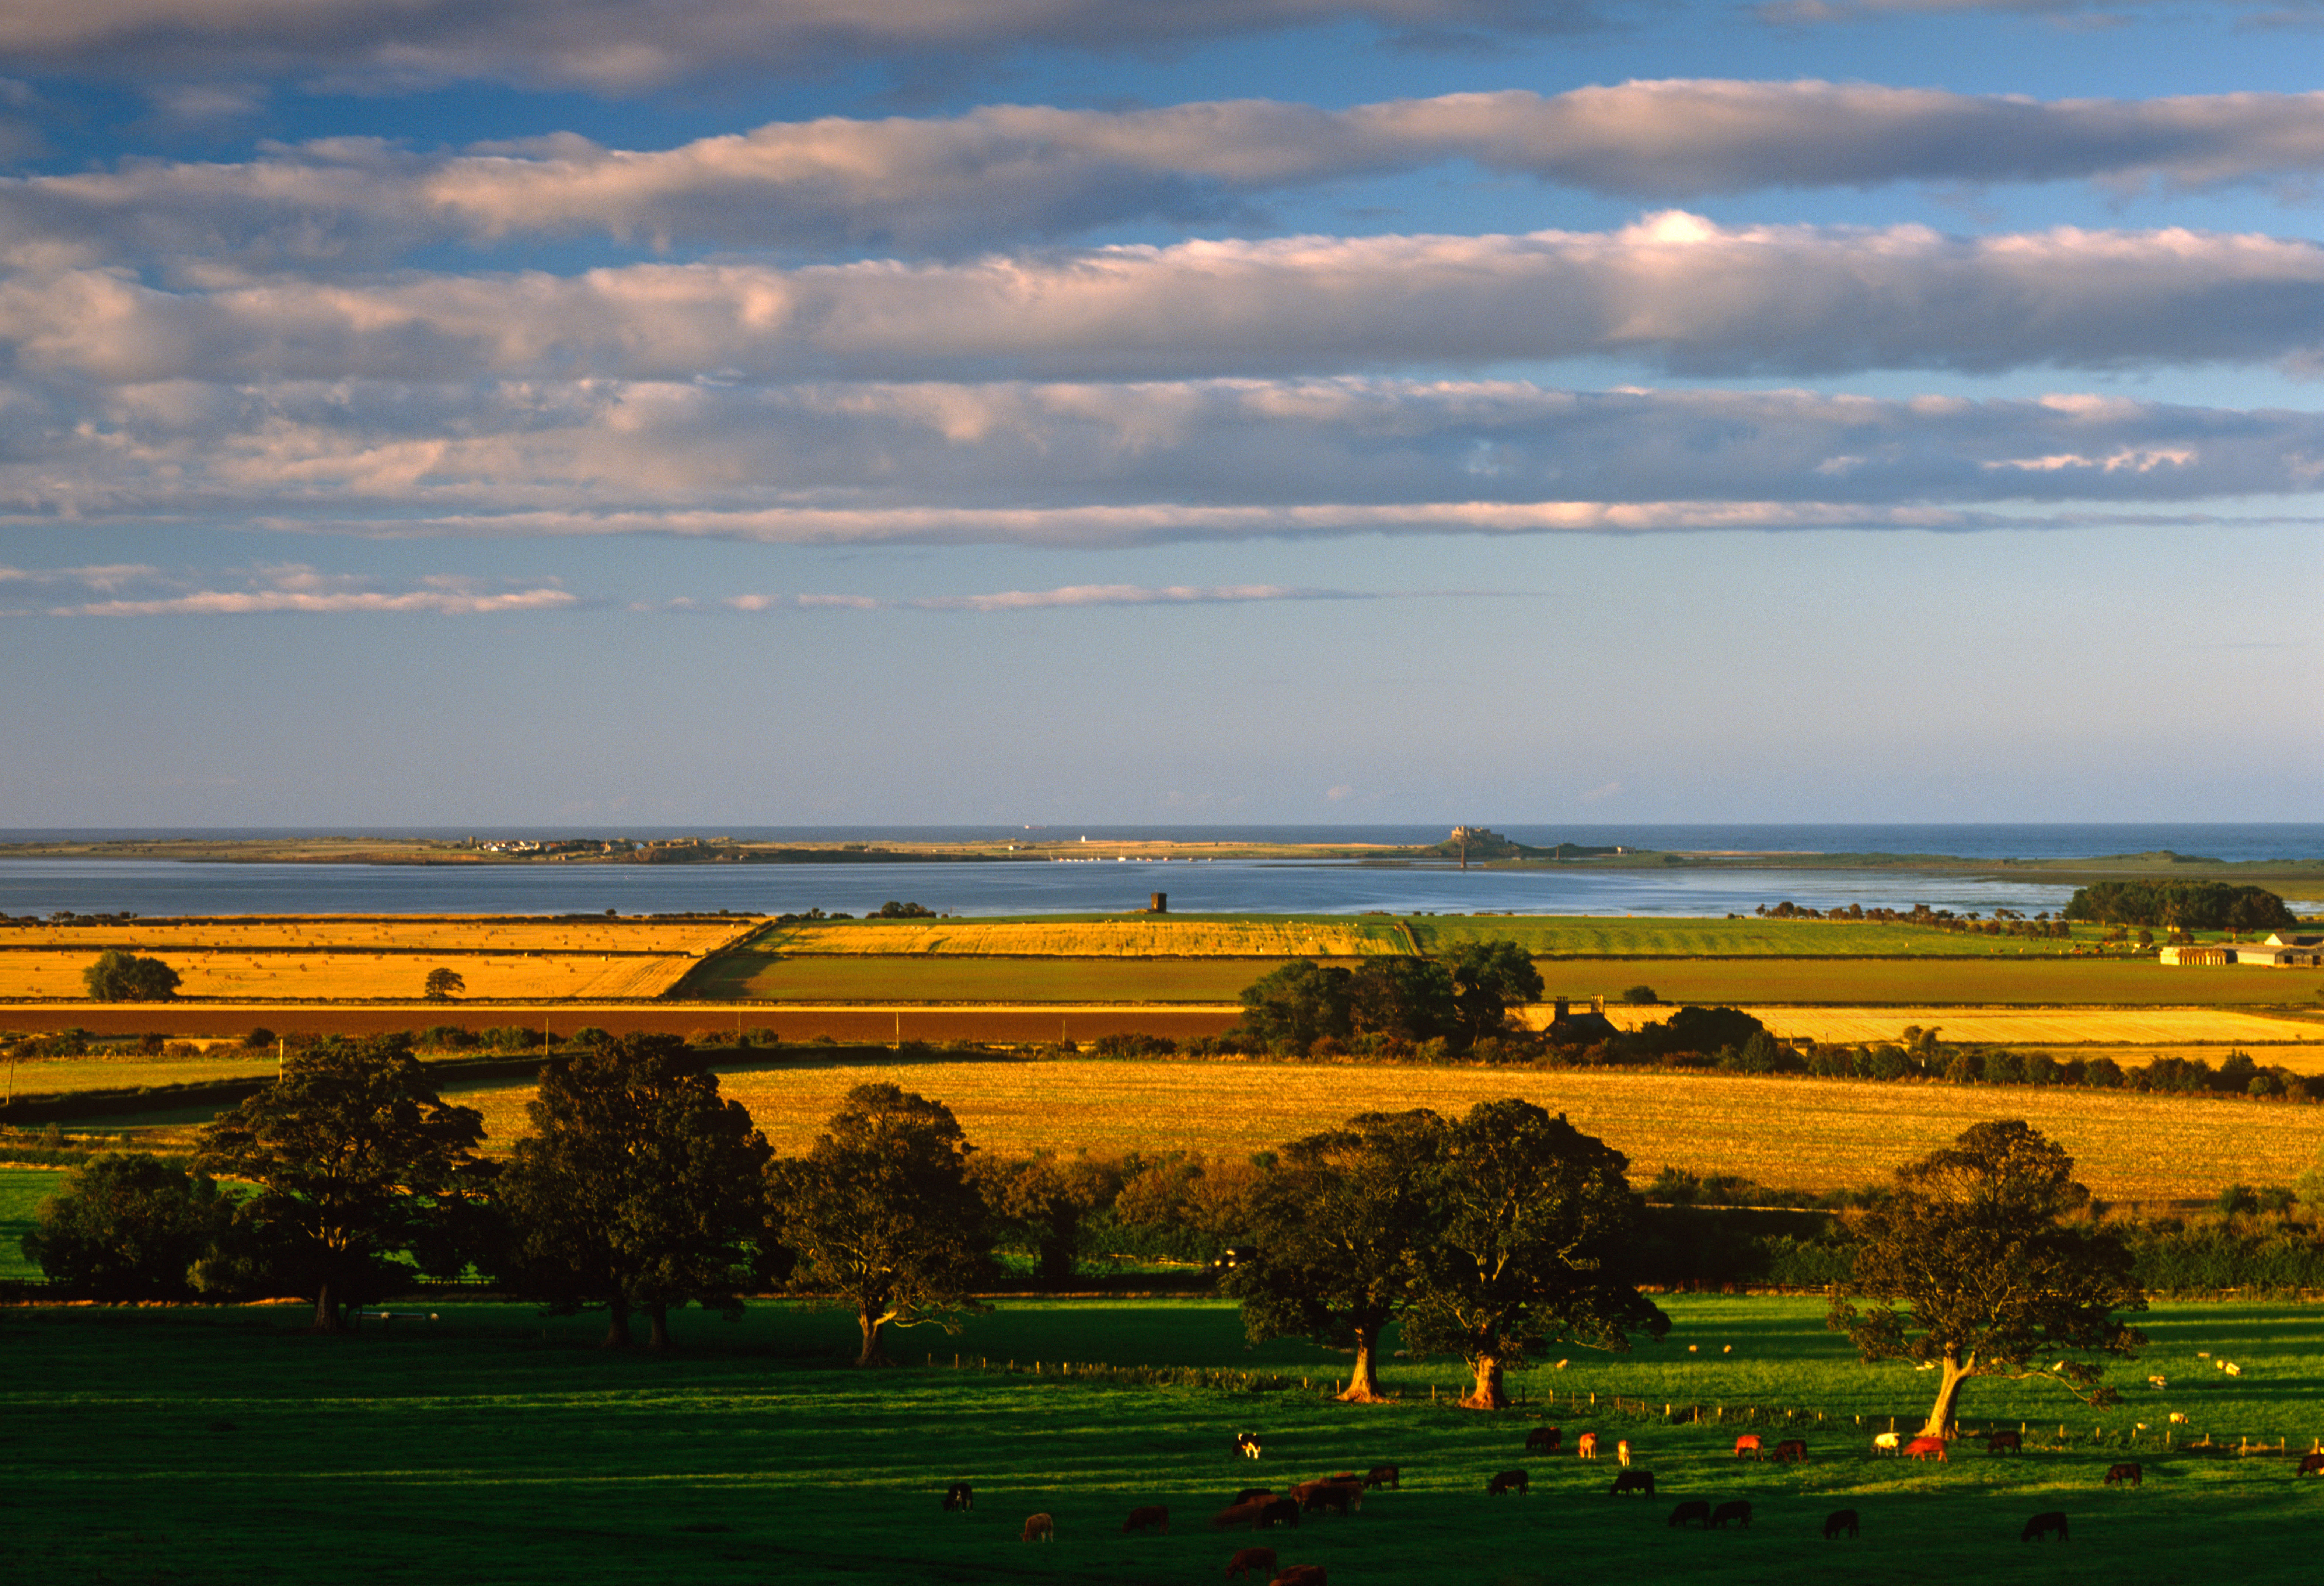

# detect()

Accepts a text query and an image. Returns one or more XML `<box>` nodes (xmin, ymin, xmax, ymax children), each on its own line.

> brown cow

<box><xmin>1575</xmin><ymin>1431</ymin><xmax>1601</xmax><ymax>1459</ymax></box>
<box><xmin>1824</xmin><ymin>1508</ymin><xmax>1859</xmax><ymax>1540</ymax></box>
<box><xmin>1258</xmin><ymin>1499</ymin><xmax>1302</xmax><ymax>1530</ymax></box>
<box><xmin>1268</xmin><ymin>1568</ymin><xmax>1327</xmax><ymax>1586</ymax></box>
<box><xmin>1710</xmin><ymin>1499</ymin><xmax>1752</xmax><ymax>1529</ymax></box>
<box><xmin>1123</xmin><ymin>1504</ymin><xmax>1171</xmax><ymax>1534</ymax></box>
<box><xmin>1362</xmin><ymin>1465</ymin><xmax>1399</xmax><ymax>1489</ymax></box>
<box><xmin>1232</xmin><ymin>1488</ymin><xmax>1275</xmax><ymax>1507</ymax></box>
<box><xmin>1525</xmin><ymin>1426</ymin><xmax>1563</xmax><ymax>1453</ymax></box>
<box><xmin>2021</xmin><ymin>1510</ymin><xmax>2068</xmax><ymax>1543</ymax></box>
<box><xmin>2104</xmin><ymin>1463</ymin><xmax>2142</xmax><ymax>1488</ymax></box>
<box><xmin>1903</xmin><ymin>1436</ymin><xmax>1948</xmax><ymax>1462</ymax></box>
<box><xmin>1226</xmin><ymin>1546</ymin><xmax>1278</xmax><ymax>1580</ymax></box>
<box><xmin>1609</xmin><ymin>1470</ymin><xmax>1655</xmax><ymax>1497</ymax></box>
<box><xmin>1770</xmin><ymin>1439</ymin><xmax>1807</xmax><ymax>1464</ymax></box>
<box><xmin>1022</xmin><ymin>1513</ymin><xmax>1055</xmax><ymax>1543</ymax></box>
<box><xmin>1667</xmin><ymin>1499</ymin><xmax>1710</xmax><ymax>1529</ymax></box>
<box><xmin>1486</xmin><ymin>1468</ymin><xmax>1529</xmax><ymax>1497</ymax></box>
<box><xmin>1291</xmin><ymin>1482</ymin><xmax>1359</xmax><ymax>1516</ymax></box>
<box><xmin>2299</xmin><ymin>1452</ymin><xmax>2324</xmax><ymax>1477</ymax></box>
<box><xmin>1733</xmin><ymin>1433</ymin><xmax>1762</xmax><ymax>1459</ymax></box>
<box><xmin>1324</xmin><ymin>1472</ymin><xmax>1360</xmax><ymax>1487</ymax></box>
<box><xmin>1986</xmin><ymin>1430</ymin><xmax>2023</xmax><ymax>1454</ymax></box>
<box><xmin>1211</xmin><ymin>1502</ymin><xmax>1271</xmax><ymax>1532</ymax></box>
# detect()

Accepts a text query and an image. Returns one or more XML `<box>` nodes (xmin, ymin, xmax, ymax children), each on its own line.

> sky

<box><xmin>0</xmin><ymin>0</ymin><xmax>2318</xmax><ymax>828</ymax></box>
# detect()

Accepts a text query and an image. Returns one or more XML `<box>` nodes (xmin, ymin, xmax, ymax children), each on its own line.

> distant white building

<box><xmin>2160</xmin><ymin>933</ymin><xmax>2323</xmax><ymax>968</ymax></box>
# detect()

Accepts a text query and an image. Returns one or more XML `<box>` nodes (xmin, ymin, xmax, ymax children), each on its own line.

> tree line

<box><xmin>20</xmin><ymin>1035</ymin><xmax>2173</xmax><ymax>1439</ymax></box>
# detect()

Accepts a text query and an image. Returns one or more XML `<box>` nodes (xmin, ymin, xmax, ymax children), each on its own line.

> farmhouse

<box><xmin>2159</xmin><ymin>933</ymin><xmax>2323</xmax><ymax>968</ymax></box>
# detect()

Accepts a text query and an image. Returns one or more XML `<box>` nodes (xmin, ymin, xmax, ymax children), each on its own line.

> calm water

<box><xmin>0</xmin><ymin>824</ymin><xmax>2315</xmax><ymax>917</ymax></box>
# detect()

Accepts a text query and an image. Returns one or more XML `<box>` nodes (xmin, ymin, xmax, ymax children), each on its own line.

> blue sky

<box><xmin>0</xmin><ymin>0</ymin><xmax>2318</xmax><ymax>826</ymax></box>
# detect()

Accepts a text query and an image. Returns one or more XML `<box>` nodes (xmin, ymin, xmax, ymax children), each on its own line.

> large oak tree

<box><xmin>195</xmin><ymin>1035</ymin><xmax>486</xmax><ymax>1332</ymax></box>
<box><xmin>1402</xmin><ymin>1099</ymin><xmax>1666</xmax><ymax>1408</ymax></box>
<box><xmin>499</xmin><ymin>1034</ymin><xmax>779</xmax><ymax>1349</ymax></box>
<box><xmin>1829</xmin><ymin>1119</ymin><xmax>2146</xmax><ymax>1437</ymax></box>
<box><xmin>771</xmin><ymin>1084</ymin><xmax>993</xmax><ymax>1367</ymax></box>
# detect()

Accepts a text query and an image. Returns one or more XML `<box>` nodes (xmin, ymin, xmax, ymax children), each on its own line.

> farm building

<box><xmin>2159</xmin><ymin>934</ymin><xmax>2323</xmax><ymax>968</ymax></box>
<box><xmin>2160</xmin><ymin>945</ymin><xmax>2234</xmax><ymax>966</ymax></box>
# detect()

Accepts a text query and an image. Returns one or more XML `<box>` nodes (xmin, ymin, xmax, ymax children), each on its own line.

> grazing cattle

<box><xmin>1667</xmin><ymin>1500</ymin><xmax>1711</xmax><ymax>1529</ymax></box>
<box><xmin>1734</xmin><ymin>1434</ymin><xmax>1762</xmax><ymax>1459</ymax></box>
<box><xmin>2147</xmin><ymin>1374</ymin><xmax>2168</xmax><ymax>1389</ymax></box>
<box><xmin>1616</xmin><ymin>1440</ymin><xmax>1633</xmax><ymax>1468</ymax></box>
<box><xmin>1486</xmin><ymin>1469</ymin><xmax>1529</xmax><ymax>1497</ymax></box>
<box><xmin>1226</xmin><ymin>1546</ymin><xmax>1278</xmax><ymax>1580</ymax></box>
<box><xmin>1233</xmin><ymin>1488</ymin><xmax>1275</xmax><ymax>1507</ymax></box>
<box><xmin>1576</xmin><ymin>1432</ymin><xmax>1601</xmax><ymax>1460</ymax></box>
<box><xmin>2297</xmin><ymin>1452</ymin><xmax>2324</xmax><ymax>1477</ymax></box>
<box><xmin>1903</xmin><ymin>1436</ymin><xmax>1948</xmax><ymax>1462</ymax></box>
<box><xmin>941</xmin><ymin>1482</ymin><xmax>973</xmax><ymax>1511</ymax></box>
<box><xmin>2224</xmin><ymin>1362</ymin><xmax>2243</xmax><ymax>1377</ymax></box>
<box><xmin>1610</xmin><ymin>1470</ymin><xmax>1655</xmax><ymax>1497</ymax></box>
<box><xmin>1211</xmin><ymin>1502</ymin><xmax>1272</xmax><ymax>1532</ymax></box>
<box><xmin>1362</xmin><ymin>1465</ymin><xmax>1400</xmax><ymax>1490</ymax></box>
<box><xmin>1123</xmin><ymin>1504</ymin><xmax>1171</xmax><ymax>1535</ymax></box>
<box><xmin>1872</xmin><ymin>1432</ymin><xmax>1900</xmax><ymax>1454</ymax></box>
<box><xmin>1325</xmin><ymin>1472</ymin><xmax>1360</xmax><ymax>1487</ymax></box>
<box><xmin>1525</xmin><ymin>1426</ymin><xmax>1563</xmax><ymax>1453</ymax></box>
<box><xmin>1022</xmin><ymin>1513</ymin><xmax>1055</xmax><ymax>1543</ymax></box>
<box><xmin>1235</xmin><ymin>1432</ymin><xmax>1264</xmax><ymax>1460</ymax></box>
<box><xmin>1292</xmin><ymin>1483</ymin><xmax>1359</xmax><ymax>1517</ymax></box>
<box><xmin>1824</xmin><ymin>1508</ymin><xmax>1860</xmax><ymax>1541</ymax></box>
<box><xmin>1258</xmin><ymin>1499</ymin><xmax>1302</xmax><ymax>1530</ymax></box>
<box><xmin>1268</xmin><ymin>1568</ymin><xmax>1327</xmax><ymax>1586</ymax></box>
<box><xmin>1710</xmin><ymin>1500</ymin><xmax>1753</xmax><ymax>1529</ymax></box>
<box><xmin>1986</xmin><ymin>1430</ymin><xmax>2023</xmax><ymax>1454</ymax></box>
<box><xmin>1770</xmin><ymin>1439</ymin><xmax>1807</xmax><ymax>1464</ymax></box>
<box><xmin>2021</xmin><ymin>1511</ymin><xmax>2069</xmax><ymax>1543</ymax></box>
<box><xmin>2104</xmin><ymin>1463</ymin><xmax>2142</xmax><ymax>1488</ymax></box>
<box><xmin>2168</xmin><ymin>1413</ymin><xmax>2188</xmax><ymax>1425</ymax></box>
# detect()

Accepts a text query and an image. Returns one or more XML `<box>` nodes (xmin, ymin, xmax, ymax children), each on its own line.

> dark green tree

<box><xmin>423</xmin><ymin>968</ymin><xmax>465</xmax><ymax>1000</ymax></box>
<box><xmin>1237</xmin><ymin>959</ymin><xmax>1352</xmax><ymax>1047</ymax></box>
<box><xmin>499</xmin><ymin>1034</ymin><xmax>779</xmax><ymax>1349</ymax></box>
<box><xmin>1829</xmin><ymin>1120</ymin><xmax>2145</xmax><ymax>1437</ymax></box>
<box><xmin>969</xmin><ymin>1152</ymin><xmax>1123</xmax><ymax>1286</ymax></box>
<box><xmin>1402</xmin><ymin>1099</ymin><xmax>1667</xmax><ymax>1408</ymax></box>
<box><xmin>1437</xmin><ymin>940</ymin><xmax>1543</xmax><ymax>1044</ymax></box>
<box><xmin>194</xmin><ymin>1035</ymin><xmax>487</xmax><ymax>1332</ymax></box>
<box><xmin>83</xmin><ymin>951</ymin><xmax>181</xmax><ymax>1001</ymax></box>
<box><xmin>770</xmin><ymin>1084</ymin><xmax>993</xmax><ymax>1367</ymax></box>
<box><xmin>1224</xmin><ymin>1110</ymin><xmax>1444</xmax><ymax>1402</ymax></box>
<box><xmin>21</xmin><ymin>1152</ymin><xmax>234</xmax><ymax>1301</ymax></box>
<box><xmin>1348</xmin><ymin>957</ymin><xmax>1459</xmax><ymax>1042</ymax></box>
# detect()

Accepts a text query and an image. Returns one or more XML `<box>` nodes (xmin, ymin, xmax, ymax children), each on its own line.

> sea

<box><xmin>0</xmin><ymin>824</ymin><xmax>2316</xmax><ymax>920</ymax></box>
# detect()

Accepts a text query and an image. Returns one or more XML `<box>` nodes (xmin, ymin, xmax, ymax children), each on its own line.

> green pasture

<box><xmin>1412</xmin><ymin>916</ymin><xmax>2097</xmax><ymax>958</ymax></box>
<box><xmin>4</xmin><ymin>1296</ymin><xmax>2318</xmax><ymax>1585</ymax></box>
<box><xmin>689</xmin><ymin>952</ymin><xmax>1285</xmax><ymax>1003</ymax></box>
<box><xmin>0</xmin><ymin>1165</ymin><xmax>60</xmax><ymax>1279</ymax></box>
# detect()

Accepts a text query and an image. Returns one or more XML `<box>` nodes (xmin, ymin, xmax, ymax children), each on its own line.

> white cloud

<box><xmin>11</xmin><ymin>216</ymin><xmax>2324</xmax><ymax>385</ymax></box>
<box><xmin>17</xmin><ymin>84</ymin><xmax>2324</xmax><ymax>271</ymax></box>
<box><xmin>12</xmin><ymin>562</ymin><xmax>578</xmax><ymax>616</ymax></box>
<box><xmin>0</xmin><ymin>1</ymin><xmax>1608</xmax><ymax>92</ymax></box>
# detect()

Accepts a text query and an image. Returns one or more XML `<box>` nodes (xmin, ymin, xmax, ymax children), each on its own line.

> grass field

<box><xmin>0</xmin><ymin>1165</ymin><xmax>56</xmax><ymax>1279</ymax></box>
<box><xmin>426</xmin><ymin>1059</ymin><xmax>2324</xmax><ymax>1200</ymax></box>
<box><xmin>683</xmin><ymin>951</ymin><xmax>1288</xmax><ymax>1002</ymax></box>
<box><xmin>770</xmin><ymin>917</ymin><xmax>1409</xmax><ymax>956</ymax></box>
<box><xmin>4</xmin><ymin>1296</ymin><xmax>2318</xmax><ymax>1586</ymax></box>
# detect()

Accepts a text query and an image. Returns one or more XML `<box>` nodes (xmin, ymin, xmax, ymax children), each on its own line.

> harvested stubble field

<box><xmin>768</xmin><ymin>916</ymin><xmax>1409</xmax><ymax>956</ymax></box>
<box><xmin>0</xmin><ymin>949</ymin><xmax>702</xmax><ymax>1001</ymax></box>
<box><xmin>5</xmin><ymin>1296</ymin><xmax>2318</xmax><ymax>1586</ymax></box>
<box><xmin>5</xmin><ymin>917</ymin><xmax>756</xmax><ymax>955</ymax></box>
<box><xmin>1529</xmin><ymin>957</ymin><xmax>2314</xmax><ymax>1008</ymax></box>
<box><xmin>1559</xmin><ymin>1004</ymin><xmax>2324</xmax><ymax>1054</ymax></box>
<box><xmin>436</xmin><ymin>1059</ymin><xmax>2324</xmax><ymax>1200</ymax></box>
<box><xmin>681</xmin><ymin>950</ymin><xmax>1294</xmax><ymax>1002</ymax></box>
<box><xmin>1409</xmin><ymin>915</ymin><xmax>2112</xmax><ymax>958</ymax></box>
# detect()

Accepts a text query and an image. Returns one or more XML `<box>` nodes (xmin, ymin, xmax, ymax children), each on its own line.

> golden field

<box><xmin>6</xmin><ymin>917</ymin><xmax>755</xmax><ymax>955</ymax></box>
<box><xmin>1550</xmin><ymin>1003</ymin><xmax>2324</xmax><ymax>1051</ymax></box>
<box><xmin>433</xmin><ymin>1057</ymin><xmax>2324</xmax><ymax>1201</ymax></box>
<box><xmin>771</xmin><ymin>917</ymin><xmax>1406</xmax><ymax>957</ymax></box>
<box><xmin>0</xmin><ymin>950</ymin><xmax>700</xmax><ymax>1001</ymax></box>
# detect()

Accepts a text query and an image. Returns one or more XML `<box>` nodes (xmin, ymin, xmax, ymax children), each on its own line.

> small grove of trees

<box><xmin>1830</xmin><ymin>1120</ymin><xmax>2145</xmax><ymax>1437</ymax></box>
<box><xmin>1236</xmin><ymin>940</ymin><xmax>1543</xmax><ymax>1050</ymax></box>
<box><xmin>83</xmin><ymin>951</ymin><xmax>181</xmax><ymax>1001</ymax></box>
<box><xmin>20</xmin><ymin>1153</ymin><xmax>234</xmax><ymax>1301</ymax></box>
<box><xmin>2064</xmin><ymin>880</ymin><xmax>2295</xmax><ymax>933</ymax></box>
<box><xmin>1225</xmin><ymin>1101</ymin><xmax>1666</xmax><ymax>1409</ymax></box>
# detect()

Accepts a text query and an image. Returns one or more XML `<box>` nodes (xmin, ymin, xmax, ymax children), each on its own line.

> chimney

<box><xmin>1554</xmin><ymin>997</ymin><xmax>1570</xmax><ymax>1022</ymax></box>
<box><xmin>1592</xmin><ymin>995</ymin><xmax>1605</xmax><ymax>1017</ymax></box>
